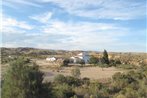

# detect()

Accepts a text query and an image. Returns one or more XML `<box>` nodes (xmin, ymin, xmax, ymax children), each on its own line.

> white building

<box><xmin>70</xmin><ymin>52</ymin><xmax>90</xmax><ymax>63</ymax></box>
<box><xmin>46</xmin><ymin>57</ymin><xmax>56</xmax><ymax>62</ymax></box>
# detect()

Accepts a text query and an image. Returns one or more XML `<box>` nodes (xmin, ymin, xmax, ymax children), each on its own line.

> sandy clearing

<box><xmin>1</xmin><ymin>60</ymin><xmax>125</xmax><ymax>82</ymax></box>
<box><xmin>41</xmin><ymin>67</ymin><xmax>124</xmax><ymax>82</ymax></box>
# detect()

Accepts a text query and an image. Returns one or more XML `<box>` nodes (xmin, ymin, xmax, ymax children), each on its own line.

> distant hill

<box><xmin>1</xmin><ymin>47</ymin><xmax>147</xmax><ymax>66</ymax></box>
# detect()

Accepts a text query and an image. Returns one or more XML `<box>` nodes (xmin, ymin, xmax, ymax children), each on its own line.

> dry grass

<box><xmin>1</xmin><ymin>59</ymin><xmax>125</xmax><ymax>82</ymax></box>
<box><xmin>34</xmin><ymin>59</ymin><xmax>125</xmax><ymax>82</ymax></box>
<box><xmin>41</xmin><ymin>66</ymin><xmax>124</xmax><ymax>82</ymax></box>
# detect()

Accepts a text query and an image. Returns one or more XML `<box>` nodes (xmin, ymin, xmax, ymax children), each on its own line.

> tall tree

<box><xmin>2</xmin><ymin>57</ymin><xmax>52</xmax><ymax>98</ymax></box>
<box><xmin>102</xmin><ymin>49</ymin><xmax>109</xmax><ymax>64</ymax></box>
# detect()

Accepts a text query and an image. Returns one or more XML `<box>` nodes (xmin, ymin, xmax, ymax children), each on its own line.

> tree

<box><xmin>79</xmin><ymin>59</ymin><xmax>85</xmax><ymax>65</ymax></box>
<box><xmin>62</xmin><ymin>59</ymin><xmax>70</xmax><ymax>66</ymax></box>
<box><xmin>109</xmin><ymin>59</ymin><xmax>121</xmax><ymax>67</ymax></box>
<box><xmin>65</xmin><ymin>76</ymin><xmax>81</xmax><ymax>86</ymax></box>
<box><xmin>71</xmin><ymin>67</ymin><xmax>81</xmax><ymax>78</ymax></box>
<box><xmin>89</xmin><ymin>56</ymin><xmax>99</xmax><ymax>65</ymax></box>
<box><xmin>2</xmin><ymin>57</ymin><xmax>52</xmax><ymax>98</ymax></box>
<box><xmin>102</xmin><ymin>49</ymin><xmax>109</xmax><ymax>64</ymax></box>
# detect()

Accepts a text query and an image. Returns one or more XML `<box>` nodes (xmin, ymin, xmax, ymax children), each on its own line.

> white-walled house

<box><xmin>70</xmin><ymin>56</ymin><xmax>77</xmax><ymax>63</ymax></box>
<box><xmin>70</xmin><ymin>52</ymin><xmax>90</xmax><ymax>63</ymax></box>
<box><xmin>46</xmin><ymin>57</ymin><xmax>56</xmax><ymax>62</ymax></box>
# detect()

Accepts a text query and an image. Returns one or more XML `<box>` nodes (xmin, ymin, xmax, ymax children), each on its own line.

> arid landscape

<box><xmin>1</xmin><ymin>0</ymin><xmax>146</xmax><ymax>98</ymax></box>
<box><xmin>1</xmin><ymin>47</ymin><xmax>147</xmax><ymax>98</ymax></box>
<box><xmin>42</xmin><ymin>67</ymin><xmax>124</xmax><ymax>82</ymax></box>
<box><xmin>1</xmin><ymin>47</ymin><xmax>146</xmax><ymax>81</ymax></box>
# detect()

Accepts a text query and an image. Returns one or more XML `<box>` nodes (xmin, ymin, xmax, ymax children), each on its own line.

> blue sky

<box><xmin>1</xmin><ymin>0</ymin><xmax>147</xmax><ymax>52</ymax></box>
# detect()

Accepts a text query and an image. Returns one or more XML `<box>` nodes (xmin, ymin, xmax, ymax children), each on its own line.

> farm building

<box><xmin>70</xmin><ymin>52</ymin><xmax>90</xmax><ymax>63</ymax></box>
<box><xmin>46</xmin><ymin>57</ymin><xmax>56</xmax><ymax>62</ymax></box>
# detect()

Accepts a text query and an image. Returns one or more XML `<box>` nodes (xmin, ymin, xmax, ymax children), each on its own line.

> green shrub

<box><xmin>62</xmin><ymin>59</ymin><xmax>70</xmax><ymax>66</ymax></box>
<box><xmin>54</xmin><ymin>74</ymin><xmax>66</xmax><ymax>84</ymax></box>
<box><xmin>78</xmin><ymin>59</ymin><xmax>85</xmax><ymax>65</ymax></box>
<box><xmin>89</xmin><ymin>56</ymin><xmax>99</xmax><ymax>64</ymax></box>
<box><xmin>65</xmin><ymin>76</ymin><xmax>81</xmax><ymax>86</ymax></box>
<box><xmin>71</xmin><ymin>67</ymin><xmax>81</xmax><ymax>78</ymax></box>
<box><xmin>53</xmin><ymin>83</ymin><xmax>75</xmax><ymax>98</ymax></box>
<box><xmin>82</xmin><ymin>77</ymin><xmax>90</xmax><ymax>85</ymax></box>
<box><xmin>2</xmin><ymin>57</ymin><xmax>52</xmax><ymax>98</ymax></box>
<box><xmin>116</xmin><ymin>64</ymin><xmax>136</xmax><ymax>69</ymax></box>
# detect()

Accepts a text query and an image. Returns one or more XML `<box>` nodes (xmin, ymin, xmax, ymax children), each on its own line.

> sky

<box><xmin>1</xmin><ymin>0</ymin><xmax>147</xmax><ymax>52</ymax></box>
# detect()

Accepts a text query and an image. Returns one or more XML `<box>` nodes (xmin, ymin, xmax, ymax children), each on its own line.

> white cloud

<box><xmin>2</xmin><ymin>0</ymin><xmax>146</xmax><ymax>52</ymax></box>
<box><xmin>2</xmin><ymin>27</ymin><xmax>25</xmax><ymax>34</ymax></box>
<box><xmin>2</xmin><ymin>16</ymin><xmax>33</xmax><ymax>30</ymax></box>
<box><xmin>2</xmin><ymin>16</ymin><xmax>128</xmax><ymax>50</ymax></box>
<box><xmin>42</xmin><ymin>20</ymin><xmax>126</xmax><ymax>36</ymax></box>
<box><xmin>2</xmin><ymin>18</ymin><xmax>146</xmax><ymax>52</ymax></box>
<box><xmin>37</xmin><ymin>0</ymin><xmax>146</xmax><ymax>20</ymax></box>
<box><xmin>38</xmin><ymin>20</ymin><xmax>128</xmax><ymax>50</ymax></box>
<box><xmin>2</xmin><ymin>16</ymin><xmax>34</xmax><ymax>47</ymax></box>
<box><xmin>3</xmin><ymin>0</ymin><xmax>42</xmax><ymax>8</ymax></box>
<box><xmin>30</xmin><ymin>12</ymin><xmax>53</xmax><ymax>23</ymax></box>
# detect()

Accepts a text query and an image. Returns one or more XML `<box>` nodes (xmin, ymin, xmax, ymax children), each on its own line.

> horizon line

<box><xmin>1</xmin><ymin>46</ymin><xmax>147</xmax><ymax>53</ymax></box>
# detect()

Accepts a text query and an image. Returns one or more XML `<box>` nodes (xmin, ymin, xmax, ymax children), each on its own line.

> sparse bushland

<box><xmin>89</xmin><ymin>50</ymin><xmax>110</xmax><ymax>67</ymax></box>
<box><xmin>115</xmin><ymin>64</ymin><xmax>137</xmax><ymax>69</ymax></box>
<box><xmin>2</xmin><ymin>57</ymin><xmax>147</xmax><ymax>98</ymax></box>
<box><xmin>52</xmin><ymin>64</ymin><xmax>147</xmax><ymax>98</ymax></box>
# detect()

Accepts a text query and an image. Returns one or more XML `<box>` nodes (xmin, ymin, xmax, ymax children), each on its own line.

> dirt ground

<box><xmin>1</xmin><ymin>59</ymin><xmax>125</xmax><ymax>82</ymax></box>
<box><xmin>41</xmin><ymin>66</ymin><xmax>124</xmax><ymax>82</ymax></box>
<box><xmin>34</xmin><ymin>59</ymin><xmax>124</xmax><ymax>81</ymax></box>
